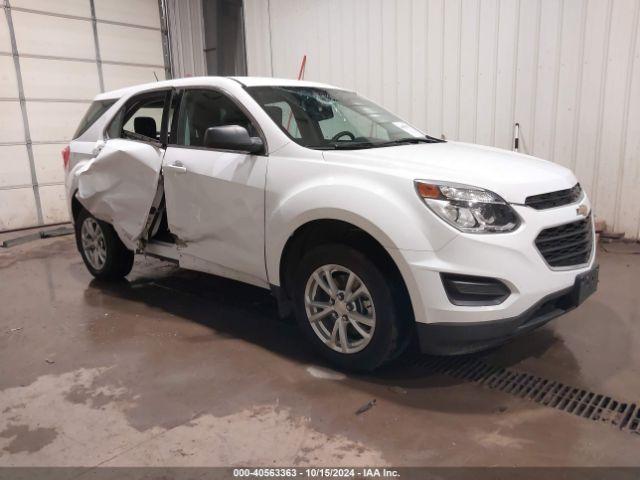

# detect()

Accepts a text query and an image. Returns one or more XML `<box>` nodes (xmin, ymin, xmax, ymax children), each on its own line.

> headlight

<box><xmin>415</xmin><ymin>180</ymin><xmax>520</xmax><ymax>233</ymax></box>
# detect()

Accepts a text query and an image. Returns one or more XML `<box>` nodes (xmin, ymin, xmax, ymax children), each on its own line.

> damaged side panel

<box><xmin>76</xmin><ymin>139</ymin><xmax>164</xmax><ymax>250</ymax></box>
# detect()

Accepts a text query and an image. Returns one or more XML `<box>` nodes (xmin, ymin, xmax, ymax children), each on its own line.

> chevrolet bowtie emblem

<box><xmin>576</xmin><ymin>204</ymin><xmax>589</xmax><ymax>217</ymax></box>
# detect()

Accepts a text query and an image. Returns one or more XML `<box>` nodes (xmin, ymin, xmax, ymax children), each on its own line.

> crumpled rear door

<box><xmin>76</xmin><ymin>138</ymin><xmax>164</xmax><ymax>250</ymax></box>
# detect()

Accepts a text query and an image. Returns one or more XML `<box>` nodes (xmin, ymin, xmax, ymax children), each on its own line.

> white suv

<box><xmin>64</xmin><ymin>77</ymin><xmax>598</xmax><ymax>371</ymax></box>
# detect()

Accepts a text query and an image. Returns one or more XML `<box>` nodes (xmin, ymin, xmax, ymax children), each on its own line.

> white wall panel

<box><xmin>314</xmin><ymin>0</ymin><xmax>333</xmax><ymax>85</ymax></box>
<box><xmin>0</xmin><ymin>187</ymin><xmax>38</xmax><ymax>230</ymax></box>
<box><xmin>20</xmin><ymin>57</ymin><xmax>100</xmax><ymax>100</ymax></box>
<box><xmin>244</xmin><ymin>0</ymin><xmax>640</xmax><ymax>238</ymax></box>
<box><xmin>512</xmin><ymin>0</ymin><xmax>540</xmax><ymax>156</ymax></box>
<box><xmin>458</xmin><ymin>0</ymin><xmax>480</xmax><ymax>142</ymax></box>
<box><xmin>381</xmin><ymin>0</ymin><xmax>397</xmax><ymax>112</ymax></box>
<box><xmin>10</xmin><ymin>0</ymin><xmax>91</xmax><ymax>18</ymax></box>
<box><xmin>573</xmin><ymin>0</ymin><xmax>610</xmax><ymax>201</ymax></box>
<box><xmin>101</xmin><ymin>63</ymin><xmax>166</xmax><ymax>91</ymax></box>
<box><xmin>552</xmin><ymin>0</ymin><xmax>586</xmax><ymax>169</ymax></box>
<box><xmin>39</xmin><ymin>184</ymin><xmax>68</xmax><ymax>223</ymax></box>
<box><xmin>98</xmin><ymin>23</ymin><xmax>164</xmax><ymax>65</ymax></box>
<box><xmin>592</xmin><ymin>0</ymin><xmax>639</xmax><ymax>229</ymax></box>
<box><xmin>411</xmin><ymin>0</ymin><xmax>429</xmax><ymax>131</ymax></box>
<box><xmin>11</xmin><ymin>10</ymin><xmax>95</xmax><ymax>59</ymax></box>
<box><xmin>0</xmin><ymin>146</ymin><xmax>31</xmax><ymax>188</ymax></box>
<box><xmin>396</xmin><ymin>0</ymin><xmax>412</xmax><ymax>122</ymax></box>
<box><xmin>617</xmin><ymin>4</ymin><xmax>640</xmax><ymax>238</ymax></box>
<box><xmin>0</xmin><ymin>55</ymin><xmax>19</xmax><ymax>98</ymax></box>
<box><xmin>0</xmin><ymin>101</ymin><xmax>25</xmax><ymax>143</ymax></box>
<box><xmin>26</xmin><ymin>101</ymin><xmax>90</xmax><ymax>142</ymax></box>
<box><xmin>426</xmin><ymin>0</ymin><xmax>444</xmax><ymax>136</ymax></box>
<box><xmin>94</xmin><ymin>0</ymin><xmax>161</xmax><ymax>28</ymax></box>
<box><xmin>441</xmin><ymin>0</ymin><xmax>461</xmax><ymax>140</ymax></box>
<box><xmin>531</xmin><ymin>0</ymin><xmax>562</xmax><ymax>161</ymax></box>
<box><xmin>366</xmin><ymin>0</ymin><xmax>383</xmax><ymax>105</ymax></box>
<box><xmin>476</xmin><ymin>0</ymin><xmax>499</xmax><ymax>147</ymax></box>
<box><xmin>493</xmin><ymin>0</ymin><xmax>519</xmax><ymax>150</ymax></box>
<box><xmin>166</xmin><ymin>0</ymin><xmax>206</xmax><ymax>77</ymax></box>
<box><xmin>32</xmin><ymin>144</ymin><xmax>66</xmax><ymax>185</ymax></box>
<box><xmin>243</xmin><ymin>0</ymin><xmax>271</xmax><ymax>77</ymax></box>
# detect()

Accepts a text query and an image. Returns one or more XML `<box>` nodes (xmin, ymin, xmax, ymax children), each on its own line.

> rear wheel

<box><xmin>75</xmin><ymin>208</ymin><xmax>134</xmax><ymax>280</ymax></box>
<box><xmin>293</xmin><ymin>244</ymin><xmax>408</xmax><ymax>372</ymax></box>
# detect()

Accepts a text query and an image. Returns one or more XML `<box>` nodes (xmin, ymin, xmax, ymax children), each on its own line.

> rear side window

<box><xmin>107</xmin><ymin>91</ymin><xmax>168</xmax><ymax>143</ymax></box>
<box><xmin>73</xmin><ymin>99</ymin><xmax>117</xmax><ymax>139</ymax></box>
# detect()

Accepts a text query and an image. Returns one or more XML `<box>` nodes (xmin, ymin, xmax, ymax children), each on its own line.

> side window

<box><xmin>73</xmin><ymin>99</ymin><xmax>116</xmax><ymax>139</ymax></box>
<box><xmin>176</xmin><ymin>89</ymin><xmax>257</xmax><ymax>147</ymax></box>
<box><xmin>107</xmin><ymin>91</ymin><xmax>168</xmax><ymax>142</ymax></box>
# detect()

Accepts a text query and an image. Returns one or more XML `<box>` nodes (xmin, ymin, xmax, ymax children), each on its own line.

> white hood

<box><xmin>323</xmin><ymin>141</ymin><xmax>578</xmax><ymax>204</ymax></box>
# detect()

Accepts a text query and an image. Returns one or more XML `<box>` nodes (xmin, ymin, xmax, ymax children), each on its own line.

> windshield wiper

<box><xmin>374</xmin><ymin>137</ymin><xmax>442</xmax><ymax>147</ymax></box>
<box><xmin>332</xmin><ymin>141</ymin><xmax>376</xmax><ymax>150</ymax></box>
<box><xmin>309</xmin><ymin>141</ymin><xmax>375</xmax><ymax>150</ymax></box>
<box><xmin>309</xmin><ymin>136</ymin><xmax>443</xmax><ymax>150</ymax></box>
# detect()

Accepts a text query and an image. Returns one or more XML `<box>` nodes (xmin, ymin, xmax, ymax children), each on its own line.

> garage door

<box><xmin>0</xmin><ymin>0</ymin><xmax>170</xmax><ymax>231</ymax></box>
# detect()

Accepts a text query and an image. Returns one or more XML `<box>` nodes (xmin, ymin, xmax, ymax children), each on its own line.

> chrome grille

<box><xmin>525</xmin><ymin>184</ymin><xmax>583</xmax><ymax>210</ymax></box>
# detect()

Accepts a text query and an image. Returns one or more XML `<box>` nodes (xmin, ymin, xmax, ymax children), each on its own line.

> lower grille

<box><xmin>440</xmin><ymin>273</ymin><xmax>510</xmax><ymax>306</ymax></box>
<box><xmin>535</xmin><ymin>215</ymin><xmax>593</xmax><ymax>267</ymax></box>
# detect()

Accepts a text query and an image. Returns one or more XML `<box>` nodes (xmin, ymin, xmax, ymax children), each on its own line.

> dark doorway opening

<box><xmin>202</xmin><ymin>0</ymin><xmax>247</xmax><ymax>76</ymax></box>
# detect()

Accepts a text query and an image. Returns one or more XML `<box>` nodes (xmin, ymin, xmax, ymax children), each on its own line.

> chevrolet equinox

<box><xmin>64</xmin><ymin>77</ymin><xmax>598</xmax><ymax>371</ymax></box>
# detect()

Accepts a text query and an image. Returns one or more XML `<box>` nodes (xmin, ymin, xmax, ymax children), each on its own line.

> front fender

<box><xmin>265</xmin><ymin>175</ymin><xmax>456</xmax><ymax>286</ymax></box>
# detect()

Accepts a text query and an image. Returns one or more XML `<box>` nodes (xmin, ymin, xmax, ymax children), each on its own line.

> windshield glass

<box><xmin>246</xmin><ymin>86</ymin><xmax>441</xmax><ymax>150</ymax></box>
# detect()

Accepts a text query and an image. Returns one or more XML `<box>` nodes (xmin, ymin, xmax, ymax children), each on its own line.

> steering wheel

<box><xmin>331</xmin><ymin>131</ymin><xmax>356</xmax><ymax>142</ymax></box>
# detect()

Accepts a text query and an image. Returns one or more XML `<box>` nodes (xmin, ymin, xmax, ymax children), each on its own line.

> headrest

<box><xmin>134</xmin><ymin>117</ymin><xmax>157</xmax><ymax>139</ymax></box>
<box><xmin>264</xmin><ymin>105</ymin><xmax>283</xmax><ymax>126</ymax></box>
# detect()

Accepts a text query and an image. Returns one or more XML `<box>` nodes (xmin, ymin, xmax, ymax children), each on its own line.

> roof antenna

<box><xmin>153</xmin><ymin>71</ymin><xmax>159</xmax><ymax>82</ymax></box>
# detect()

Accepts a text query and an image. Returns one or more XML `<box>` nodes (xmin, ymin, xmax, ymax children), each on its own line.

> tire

<box><xmin>292</xmin><ymin>243</ymin><xmax>409</xmax><ymax>372</ymax></box>
<box><xmin>75</xmin><ymin>208</ymin><xmax>134</xmax><ymax>280</ymax></box>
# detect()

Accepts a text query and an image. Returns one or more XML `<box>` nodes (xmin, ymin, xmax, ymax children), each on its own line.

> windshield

<box><xmin>246</xmin><ymin>86</ymin><xmax>442</xmax><ymax>150</ymax></box>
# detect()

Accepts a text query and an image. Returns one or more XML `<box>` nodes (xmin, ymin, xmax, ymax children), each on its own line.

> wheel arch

<box><xmin>275</xmin><ymin>215</ymin><xmax>424</xmax><ymax>328</ymax></box>
<box><xmin>71</xmin><ymin>191</ymin><xmax>83</xmax><ymax>223</ymax></box>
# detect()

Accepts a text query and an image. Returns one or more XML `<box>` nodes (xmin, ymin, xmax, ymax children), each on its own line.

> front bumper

<box><xmin>396</xmin><ymin>199</ymin><xmax>597</xmax><ymax>353</ymax></box>
<box><xmin>416</xmin><ymin>265</ymin><xmax>598</xmax><ymax>354</ymax></box>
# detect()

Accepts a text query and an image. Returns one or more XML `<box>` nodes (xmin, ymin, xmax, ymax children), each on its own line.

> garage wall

<box><xmin>0</xmin><ymin>0</ymin><xmax>170</xmax><ymax>231</ymax></box>
<box><xmin>244</xmin><ymin>0</ymin><xmax>640</xmax><ymax>240</ymax></box>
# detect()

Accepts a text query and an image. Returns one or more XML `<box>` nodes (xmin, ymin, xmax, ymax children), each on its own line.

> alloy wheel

<box><xmin>304</xmin><ymin>264</ymin><xmax>376</xmax><ymax>354</ymax></box>
<box><xmin>81</xmin><ymin>217</ymin><xmax>107</xmax><ymax>270</ymax></box>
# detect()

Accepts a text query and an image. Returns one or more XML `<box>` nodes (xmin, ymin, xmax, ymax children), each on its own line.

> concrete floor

<box><xmin>0</xmin><ymin>232</ymin><xmax>639</xmax><ymax>467</ymax></box>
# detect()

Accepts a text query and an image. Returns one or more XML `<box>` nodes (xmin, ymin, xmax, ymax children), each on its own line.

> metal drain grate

<box><xmin>409</xmin><ymin>356</ymin><xmax>640</xmax><ymax>436</ymax></box>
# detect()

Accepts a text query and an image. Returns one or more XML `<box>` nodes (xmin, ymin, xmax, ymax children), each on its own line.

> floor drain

<box><xmin>409</xmin><ymin>356</ymin><xmax>640</xmax><ymax>436</ymax></box>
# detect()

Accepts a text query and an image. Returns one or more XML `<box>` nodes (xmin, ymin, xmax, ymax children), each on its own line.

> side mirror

<box><xmin>203</xmin><ymin>125</ymin><xmax>264</xmax><ymax>154</ymax></box>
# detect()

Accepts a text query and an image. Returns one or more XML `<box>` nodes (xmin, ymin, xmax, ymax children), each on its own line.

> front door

<box><xmin>162</xmin><ymin>89</ymin><xmax>268</xmax><ymax>287</ymax></box>
<box><xmin>77</xmin><ymin>90</ymin><xmax>169</xmax><ymax>250</ymax></box>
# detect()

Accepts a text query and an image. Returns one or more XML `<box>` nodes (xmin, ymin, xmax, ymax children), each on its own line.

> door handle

<box><xmin>164</xmin><ymin>162</ymin><xmax>187</xmax><ymax>174</ymax></box>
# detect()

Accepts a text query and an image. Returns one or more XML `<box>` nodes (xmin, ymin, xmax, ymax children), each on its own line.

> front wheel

<box><xmin>75</xmin><ymin>208</ymin><xmax>134</xmax><ymax>280</ymax></box>
<box><xmin>292</xmin><ymin>244</ymin><xmax>408</xmax><ymax>372</ymax></box>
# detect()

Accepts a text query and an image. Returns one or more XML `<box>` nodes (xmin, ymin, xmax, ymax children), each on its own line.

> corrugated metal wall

<box><xmin>166</xmin><ymin>0</ymin><xmax>247</xmax><ymax>77</ymax></box>
<box><xmin>0</xmin><ymin>0</ymin><xmax>169</xmax><ymax>231</ymax></box>
<box><xmin>165</xmin><ymin>0</ymin><xmax>207</xmax><ymax>77</ymax></box>
<box><xmin>244</xmin><ymin>0</ymin><xmax>640</xmax><ymax>239</ymax></box>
